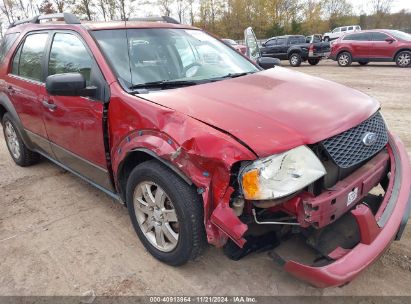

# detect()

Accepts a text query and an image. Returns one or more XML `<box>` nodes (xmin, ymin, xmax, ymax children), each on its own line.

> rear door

<box><xmin>370</xmin><ymin>31</ymin><xmax>397</xmax><ymax>59</ymax></box>
<box><xmin>274</xmin><ymin>37</ymin><xmax>287</xmax><ymax>59</ymax></box>
<box><xmin>342</xmin><ymin>32</ymin><xmax>371</xmax><ymax>58</ymax></box>
<box><xmin>6</xmin><ymin>31</ymin><xmax>54</xmax><ymax>155</ymax></box>
<box><xmin>42</xmin><ymin>31</ymin><xmax>113</xmax><ymax>191</ymax></box>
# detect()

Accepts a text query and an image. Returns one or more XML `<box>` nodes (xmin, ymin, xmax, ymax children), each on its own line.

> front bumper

<box><xmin>280</xmin><ymin>133</ymin><xmax>411</xmax><ymax>288</ymax></box>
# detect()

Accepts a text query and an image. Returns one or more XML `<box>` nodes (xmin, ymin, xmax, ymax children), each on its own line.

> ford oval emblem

<box><xmin>362</xmin><ymin>132</ymin><xmax>378</xmax><ymax>146</ymax></box>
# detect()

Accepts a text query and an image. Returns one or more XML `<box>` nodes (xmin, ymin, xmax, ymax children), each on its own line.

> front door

<box><xmin>370</xmin><ymin>32</ymin><xmax>396</xmax><ymax>59</ymax></box>
<box><xmin>42</xmin><ymin>31</ymin><xmax>113</xmax><ymax>191</ymax></box>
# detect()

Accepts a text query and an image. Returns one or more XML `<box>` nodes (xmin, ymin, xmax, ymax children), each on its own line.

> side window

<box><xmin>344</xmin><ymin>33</ymin><xmax>370</xmax><ymax>41</ymax></box>
<box><xmin>276</xmin><ymin>38</ymin><xmax>286</xmax><ymax>45</ymax></box>
<box><xmin>372</xmin><ymin>32</ymin><xmax>390</xmax><ymax>41</ymax></box>
<box><xmin>0</xmin><ymin>32</ymin><xmax>20</xmax><ymax>64</ymax></box>
<box><xmin>12</xmin><ymin>33</ymin><xmax>48</xmax><ymax>81</ymax></box>
<box><xmin>341</xmin><ymin>27</ymin><xmax>347</xmax><ymax>32</ymax></box>
<box><xmin>343</xmin><ymin>34</ymin><xmax>354</xmax><ymax>40</ymax></box>
<box><xmin>265</xmin><ymin>39</ymin><xmax>276</xmax><ymax>46</ymax></box>
<box><xmin>332</xmin><ymin>28</ymin><xmax>340</xmax><ymax>33</ymax></box>
<box><xmin>356</xmin><ymin>26</ymin><xmax>361</xmax><ymax>30</ymax></box>
<box><xmin>48</xmin><ymin>33</ymin><xmax>92</xmax><ymax>84</ymax></box>
<box><xmin>348</xmin><ymin>26</ymin><xmax>354</xmax><ymax>31</ymax></box>
<box><xmin>288</xmin><ymin>38</ymin><xmax>299</xmax><ymax>45</ymax></box>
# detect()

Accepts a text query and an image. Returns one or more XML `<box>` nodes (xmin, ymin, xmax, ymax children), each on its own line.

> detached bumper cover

<box><xmin>283</xmin><ymin>133</ymin><xmax>411</xmax><ymax>288</ymax></box>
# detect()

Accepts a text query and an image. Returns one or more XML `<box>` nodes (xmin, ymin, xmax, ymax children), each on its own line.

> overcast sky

<box><xmin>348</xmin><ymin>0</ymin><xmax>411</xmax><ymax>13</ymax></box>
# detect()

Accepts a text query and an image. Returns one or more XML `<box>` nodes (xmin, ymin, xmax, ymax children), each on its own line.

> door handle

<box><xmin>42</xmin><ymin>99</ymin><xmax>57</xmax><ymax>110</ymax></box>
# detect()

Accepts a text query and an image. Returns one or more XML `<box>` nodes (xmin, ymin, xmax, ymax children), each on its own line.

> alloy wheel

<box><xmin>397</xmin><ymin>53</ymin><xmax>410</xmax><ymax>67</ymax></box>
<box><xmin>4</xmin><ymin>121</ymin><xmax>21</xmax><ymax>160</ymax></box>
<box><xmin>290</xmin><ymin>55</ymin><xmax>299</xmax><ymax>66</ymax></box>
<box><xmin>338</xmin><ymin>54</ymin><xmax>349</xmax><ymax>66</ymax></box>
<box><xmin>133</xmin><ymin>181</ymin><xmax>179</xmax><ymax>252</ymax></box>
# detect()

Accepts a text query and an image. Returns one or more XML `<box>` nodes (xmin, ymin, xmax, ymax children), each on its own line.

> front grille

<box><xmin>321</xmin><ymin>112</ymin><xmax>388</xmax><ymax>169</ymax></box>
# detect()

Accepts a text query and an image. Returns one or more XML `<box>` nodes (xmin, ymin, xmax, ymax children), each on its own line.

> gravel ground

<box><xmin>0</xmin><ymin>60</ymin><xmax>410</xmax><ymax>296</ymax></box>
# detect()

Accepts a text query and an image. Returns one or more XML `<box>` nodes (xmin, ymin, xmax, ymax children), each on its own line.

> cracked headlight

<box><xmin>240</xmin><ymin>146</ymin><xmax>326</xmax><ymax>200</ymax></box>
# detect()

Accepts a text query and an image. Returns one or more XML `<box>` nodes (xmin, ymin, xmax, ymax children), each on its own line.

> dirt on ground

<box><xmin>0</xmin><ymin>60</ymin><xmax>410</xmax><ymax>296</ymax></box>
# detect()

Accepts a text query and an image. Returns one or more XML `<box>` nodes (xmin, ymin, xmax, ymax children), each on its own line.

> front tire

<box><xmin>2</xmin><ymin>113</ymin><xmax>39</xmax><ymax>166</ymax></box>
<box><xmin>395</xmin><ymin>51</ymin><xmax>411</xmax><ymax>68</ymax></box>
<box><xmin>337</xmin><ymin>52</ymin><xmax>352</xmax><ymax>67</ymax></box>
<box><xmin>308</xmin><ymin>59</ymin><xmax>320</xmax><ymax>65</ymax></box>
<box><xmin>289</xmin><ymin>53</ymin><xmax>302</xmax><ymax>67</ymax></box>
<box><xmin>126</xmin><ymin>160</ymin><xmax>206</xmax><ymax>266</ymax></box>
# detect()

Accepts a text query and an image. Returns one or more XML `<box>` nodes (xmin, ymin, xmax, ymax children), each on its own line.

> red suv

<box><xmin>330</xmin><ymin>29</ymin><xmax>411</xmax><ymax>67</ymax></box>
<box><xmin>1</xmin><ymin>14</ymin><xmax>411</xmax><ymax>288</ymax></box>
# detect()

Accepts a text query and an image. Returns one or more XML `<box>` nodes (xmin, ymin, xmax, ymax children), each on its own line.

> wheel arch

<box><xmin>337</xmin><ymin>49</ymin><xmax>352</xmax><ymax>58</ymax></box>
<box><xmin>116</xmin><ymin>148</ymin><xmax>193</xmax><ymax>203</ymax></box>
<box><xmin>0</xmin><ymin>94</ymin><xmax>35</xmax><ymax>150</ymax></box>
<box><xmin>287</xmin><ymin>48</ymin><xmax>302</xmax><ymax>56</ymax></box>
<box><xmin>394</xmin><ymin>48</ymin><xmax>411</xmax><ymax>61</ymax></box>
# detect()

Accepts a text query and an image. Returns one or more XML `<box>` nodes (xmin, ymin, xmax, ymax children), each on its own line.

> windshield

<box><xmin>386</xmin><ymin>30</ymin><xmax>411</xmax><ymax>41</ymax></box>
<box><xmin>92</xmin><ymin>29</ymin><xmax>258</xmax><ymax>90</ymax></box>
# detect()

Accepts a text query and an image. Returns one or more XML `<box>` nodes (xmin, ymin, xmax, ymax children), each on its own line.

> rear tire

<box><xmin>308</xmin><ymin>59</ymin><xmax>320</xmax><ymax>65</ymax></box>
<box><xmin>2</xmin><ymin>113</ymin><xmax>39</xmax><ymax>167</ymax></box>
<box><xmin>395</xmin><ymin>51</ymin><xmax>411</xmax><ymax>68</ymax></box>
<box><xmin>358</xmin><ymin>61</ymin><xmax>369</xmax><ymax>66</ymax></box>
<box><xmin>337</xmin><ymin>52</ymin><xmax>352</xmax><ymax>67</ymax></box>
<box><xmin>289</xmin><ymin>53</ymin><xmax>302</xmax><ymax>67</ymax></box>
<box><xmin>126</xmin><ymin>160</ymin><xmax>207</xmax><ymax>266</ymax></box>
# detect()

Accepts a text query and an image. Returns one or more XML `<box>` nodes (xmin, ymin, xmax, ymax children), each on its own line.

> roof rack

<box><xmin>9</xmin><ymin>13</ymin><xmax>81</xmax><ymax>28</ymax></box>
<box><xmin>127</xmin><ymin>16</ymin><xmax>180</xmax><ymax>24</ymax></box>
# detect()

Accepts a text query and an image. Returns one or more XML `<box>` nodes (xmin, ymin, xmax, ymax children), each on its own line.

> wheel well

<box><xmin>289</xmin><ymin>50</ymin><xmax>301</xmax><ymax>56</ymax></box>
<box><xmin>394</xmin><ymin>49</ymin><xmax>411</xmax><ymax>60</ymax></box>
<box><xmin>337</xmin><ymin>50</ymin><xmax>351</xmax><ymax>58</ymax></box>
<box><xmin>0</xmin><ymin>105</ymin><xmax>7</xmax><ymax>123</ymax></box>
<box><xmin>117</xmin><ymin>151</ymin><xmax>154</xmax><ymax>202</ymax></box>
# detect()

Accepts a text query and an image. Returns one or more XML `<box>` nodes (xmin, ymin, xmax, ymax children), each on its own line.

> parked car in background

<box><xmin>222</xmin><ymin>38</ymin><xmax>247</xmax><ymax>55</ymax></box>
<box><xmin>323</xmin><ymin>25</ymin><xmax>361</xmax><ymax>42</ymax></box>
<box><xmin>329</xmin><ymin>29</ymin><xmax>411</xmax><ymax>68</ymax></box>
<box><xmin>260</xmin><ymin>34</ymin><xmax>330</xmax><ymax>66</ymax></box>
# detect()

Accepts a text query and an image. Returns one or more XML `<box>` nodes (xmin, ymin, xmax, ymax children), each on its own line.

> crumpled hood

<box><xmin>140</xmin><ymin>67</ymin><xmax>379</xmax><ymax>157</ymax></box>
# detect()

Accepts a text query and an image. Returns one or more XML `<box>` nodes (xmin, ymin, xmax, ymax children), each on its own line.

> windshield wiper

<box><xmin>212</xmin><ymin>71</ymin><xmax>255</xmax><ymax>81</ymax></box>
<box><xmin>129</xmin><ymin>80</ymin><xmax>199</xmax><ymax>91</ymax></box>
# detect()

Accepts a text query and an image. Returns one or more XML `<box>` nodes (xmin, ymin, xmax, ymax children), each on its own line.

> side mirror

<box><xmin>385</xmin><ymin>38</ymin><xmax>395</xmax><ymax>44</ymax></box>
<box><xmin>46</xmin><ymin>73</ymin><xmax>96</xmax><ymax>97</ymax></box>
<box><xmin>257</xmin><ymin>57</ymin><xmax>281</xmax><ymax>69</ymax></box>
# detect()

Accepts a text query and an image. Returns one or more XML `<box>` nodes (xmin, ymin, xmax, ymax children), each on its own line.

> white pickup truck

<box><xmin>323</xmin><ymin>25</ymin><xmax>361</xmax><ymax>42</ymax></box>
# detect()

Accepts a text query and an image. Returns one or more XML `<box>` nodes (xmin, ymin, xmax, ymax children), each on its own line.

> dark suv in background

<box><xmin>330</xmin><ymin>29</ymin><xmax>411</xmax><ymax>67</ymax></box>
<box><xmin>260</xmin><ymin>35</ymin><xmax>330</xmax><ymax>67</ymax></box>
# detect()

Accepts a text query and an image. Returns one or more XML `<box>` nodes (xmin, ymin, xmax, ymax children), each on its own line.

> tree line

<box><xmin>1</xmin><ymin>0</ymin><xmax>411</xmax><ymax>39</ymax></box>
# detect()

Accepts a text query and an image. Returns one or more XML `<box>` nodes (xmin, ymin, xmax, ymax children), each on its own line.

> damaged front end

<box><xmin>211</xmin><ymin>111</ymin><xmax>411</xmax><ymax>288</ymax></box>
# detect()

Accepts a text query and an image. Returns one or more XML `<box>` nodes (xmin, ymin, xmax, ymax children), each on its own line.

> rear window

<box><xmin>0</xmin><ymin>32</ymin><xmax>20</xmax><ymax>64</ymax></box>
<box><xmin>11</xmin><ymin>33</ymin><xmax>49</xmax><ymax>82</ymax></box>
<box><xmin>288</xmin><ymin>37</ymin><xmax>305</xmax><ymax>45</ymax></box>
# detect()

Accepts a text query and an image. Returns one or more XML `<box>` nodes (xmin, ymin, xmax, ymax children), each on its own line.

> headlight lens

<box><xmin>240</xmin><ymin>146</ymin><xmax>326</xmax><ymax>200</ymax></box>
